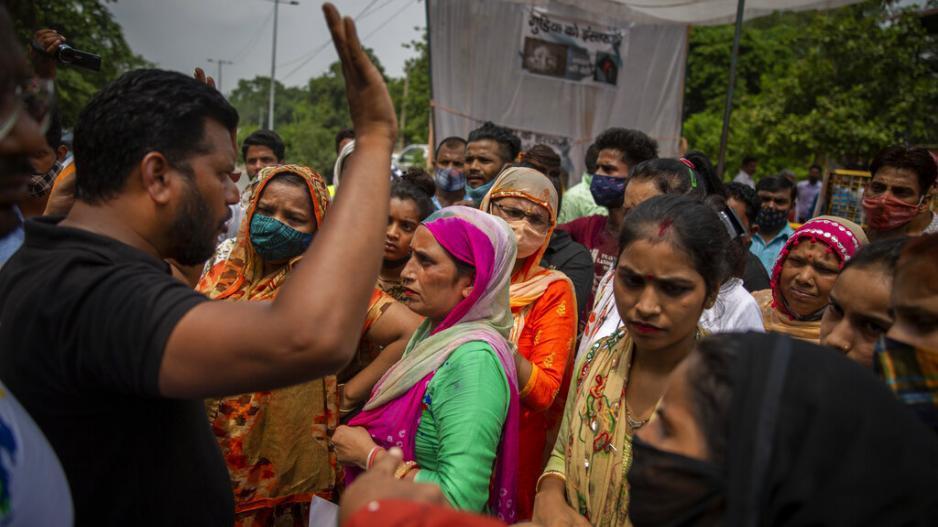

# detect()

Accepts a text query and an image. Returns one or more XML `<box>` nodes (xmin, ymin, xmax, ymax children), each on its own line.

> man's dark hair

<box><xmin>742</xmin><ymin>156</ymin><xmax>758</xmax><ymax>165</ymax></box>
<box><xmin>869</xmin><ymin>145</ymin><xmax>938</xmax><ymax>196</ymax></box>
<box><xmin>435</xmin><ymin>136</ymin><xmax>467</xmax><ymax>157</ymax></box>
<box><xmin>242</xmin><ymin>129</ymin><xmax>285</xmax><ymax>162</ymax></box>
<box><xmin>73</xmin><ymin>69</ymin><xmax>239</xmax><ymax>203</ymax></box>
<box><xmin>756</xmin><ymin>175</ymin><xmax>796</xmax><ymax>203</ymax></box>
<box><xmin>585</xmin><ymin>143</ymin><xmax>600</xmax><ymax>174</ymax></box>
<box><xmin>842</xmin><ymin>237</ymin><xmax>907</xmax><ymax>275</ymax></box>
<box><xmin>335</xmin><ymin>128</ymin><xmax>355</xmax><ymax>154</ymax></box>
<box><xmin>593</xmin><ymin>127</ymin><xmax>658</xmax><ymax>168</ymax></box>
<box><xmin>467</xmin><ymin>121</ymin><xmax>521</xmax><ymax>163</ymax></box>
<box><xmin>725</xmin><ymin>182</ymin><xmax>761</xmax><ymax>224</ymax></box>
<box><xmin>809</xmin><ymin>164</ymin><xmax>822</xmax><ymax>172</ymax></box>
<box><xmin>45</xmin><ymin>108</ymin><xmax>63</xmax><ymax>150</ymax></box>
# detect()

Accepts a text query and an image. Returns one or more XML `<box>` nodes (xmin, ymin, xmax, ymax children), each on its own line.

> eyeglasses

<box><xmin>0</xmin><ymin>79</ymin><xmax>55</xmax><ymax>142</ymax></box>
<box><xmin>490</xmin><ymin>201</ymin><xmax>550</xmax><ymax>232</ymax></box>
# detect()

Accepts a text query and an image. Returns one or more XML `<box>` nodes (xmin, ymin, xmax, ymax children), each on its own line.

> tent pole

<box><xmin>716</xmin><ymin>0</ymin><xmax>746</xmax><ymax>180</ymax></box>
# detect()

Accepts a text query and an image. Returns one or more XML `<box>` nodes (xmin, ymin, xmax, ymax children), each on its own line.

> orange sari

<box><xmin>482</xmin><ymin>167</ymin><xmax>578</xmax><ymax>519</ymax></box>
<box><xmin>198</xmin><ymin>165</ymin><xmax>395</xmax><ymax>526</ymax></box>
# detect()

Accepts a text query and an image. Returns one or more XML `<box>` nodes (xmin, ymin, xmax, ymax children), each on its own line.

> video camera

<box><xmin>32</xmin><ymin>41</ymin><xmax>101</xmax><ymax>72</ymax></box>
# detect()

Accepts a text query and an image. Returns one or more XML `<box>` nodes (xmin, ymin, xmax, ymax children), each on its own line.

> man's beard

<box><xmin>167</xmin><ymin>181</ymin><xmax>219</xmax><ymax>266</ymax></box>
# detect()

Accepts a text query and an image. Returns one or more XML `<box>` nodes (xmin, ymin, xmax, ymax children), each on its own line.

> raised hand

<box><xmin>323</xmin><ymin>3</ymin><xmax>397</xmax><ymax>146</ymax></box>
<box><xmin>31</xmin><ymin>29</ymin><xmax>66</xmax><ymax>79</ymax></box>
<box><xmin>34</xmin><ymin>29</ymin><xmax>65</xmax><ymax>55</ymax></box>
<box><xmin>193</xmin><ymin>67</ymin><xmax>217</xmax><ymax>90</ymax></box>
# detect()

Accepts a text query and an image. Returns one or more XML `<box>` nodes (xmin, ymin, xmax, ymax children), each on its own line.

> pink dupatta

<box><xmin>347</xmin><ymin>207</ymin><xmax>521</xmax><ymax>523</ymax></box>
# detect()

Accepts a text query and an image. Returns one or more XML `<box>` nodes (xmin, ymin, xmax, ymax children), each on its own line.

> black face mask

<box><xmin>628</xmin><ymin>436</ymin><xmax>726</xmax><ymax>527</ymax></box>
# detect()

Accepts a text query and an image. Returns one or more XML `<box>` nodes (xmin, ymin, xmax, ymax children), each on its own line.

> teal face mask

<box><xmin>464</xmin><ymin>178</ymin><xmax>497</xmax><ymax>207</ymax></box>
<box><xmin>249</xmin><ymin>213</ymin><xmax>314</xmax><ymax>261</ymax></box>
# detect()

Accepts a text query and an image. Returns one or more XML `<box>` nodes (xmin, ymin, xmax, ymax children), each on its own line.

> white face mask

<box><xmin>507</xmin><ymin>218</ymin><xmax>547</xmax><ymax>260</ymax></box>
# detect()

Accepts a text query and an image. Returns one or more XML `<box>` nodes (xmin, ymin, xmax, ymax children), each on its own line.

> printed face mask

<box><xmin>434</xmin><ymin>167</ymin><xmax>467</xmax><ymax>193</ymax></box>
<box><xmin>862</xmin><ymin>193</ymin><xmax>924</xmax><ymax>231</ymax></box>
<box><xmin>755</xmin><ymin>207</ymin><xmax>789</xmax><ymax>233</ymax></box>
<box><xmin>590</xmin><ymin>174</ymin><xmax>626</xmax><ymax>208</ymax></box>
<box><xmin>250</xmin><ymin>213</ymin><xmax>314</xmax><ymax>261</ymax></box>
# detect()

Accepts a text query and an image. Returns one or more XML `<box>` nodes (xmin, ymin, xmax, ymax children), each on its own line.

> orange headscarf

<box><xmin>480</xmin><ymin>167</ymin><xmax>575</xmax><ymax>340</ymax></box>
<box><xmin>198</xmin><ymin>164</ymin><xmax>330</xmax><ymax>301</ymax></box>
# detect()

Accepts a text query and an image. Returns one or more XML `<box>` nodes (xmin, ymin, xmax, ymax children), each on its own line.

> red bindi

<box><xmin>645</xmin><ymin>274</ymin><xmax>656</xmax><ymax>282</ymax></box>
<box><xmin>657</xmin><ymin>219</ymin><xmax>673</xmax><ymax>237</ymax></box>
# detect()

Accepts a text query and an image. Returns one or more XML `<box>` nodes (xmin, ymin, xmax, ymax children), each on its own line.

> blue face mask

<box><xmin>464</xmin><ymin>177</ymin><xmax>497</xmax><ymax>207</ymax></box>
<box><xmin>250</xmin><ymin>213</ymin><xmax>314</xmax><ymax>261</ymax></box>
<box><xmin>589</xmin><ymin>173</ymin><xmax>626</xmax><ymax>208</ymax></box>
<box><xmin>434</xmin><ymin>167</ymin><xmax>467</xmax><ymax>193</ymax></box>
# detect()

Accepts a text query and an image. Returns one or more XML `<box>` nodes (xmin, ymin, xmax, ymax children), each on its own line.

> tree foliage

<box><xmin>684</xmin><ymin>1</ymin><xmax>938</xmax><ymax>178</ymax></box>
<box><xmin>230</xmin><ymin>39</ymin><xmax>430</xmax><ymax>183</ymax></box>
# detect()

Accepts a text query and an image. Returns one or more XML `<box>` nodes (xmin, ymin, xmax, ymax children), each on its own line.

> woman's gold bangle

<box><xmin>393</xmin><ymin>460</ymin><xmax>419</xmax><ymax>479</ymax></box>
<box><xmin>536</xmin><ymin>471</ymin><xmax>566</xmax><ymax>493</ymax></box>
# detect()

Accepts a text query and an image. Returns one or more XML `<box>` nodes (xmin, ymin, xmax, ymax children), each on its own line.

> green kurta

<box><xmin>413</xmin><ymin>341</ymin><xmax>510</xmax><ymax>512</ymax></box>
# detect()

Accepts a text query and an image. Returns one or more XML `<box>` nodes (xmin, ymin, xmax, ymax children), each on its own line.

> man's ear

<box><xmin>139</xmin><ymin>152</ymin><xmax>175</xmax><ymax>205</ymax></box>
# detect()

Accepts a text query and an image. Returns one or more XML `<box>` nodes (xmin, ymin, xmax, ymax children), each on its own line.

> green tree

<box><xmin>9</xmin><ymin>0</ymin><xmax>150</xmax><ymax>127</ymax></box>
<box><xmin>683</xmin><ymin>1</ymin><xmax>938</xmax><ymax>178</ymax></box>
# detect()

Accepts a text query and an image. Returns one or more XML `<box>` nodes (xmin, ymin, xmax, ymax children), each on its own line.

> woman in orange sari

<box><xmin>481</xmin><ymin>167</ymin><xmax>577</xmax><ymax>520</ymax></box>
<box><xmin>198</xmin><ymin>164</ymin><xmax>420</xmax><ymax>526</ymax></box>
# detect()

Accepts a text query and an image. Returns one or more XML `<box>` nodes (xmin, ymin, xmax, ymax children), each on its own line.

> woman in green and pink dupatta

<box><xmin>332</xmin><ymin>206</ymin><xmax>521</xmax><ymax>522</ymax></box>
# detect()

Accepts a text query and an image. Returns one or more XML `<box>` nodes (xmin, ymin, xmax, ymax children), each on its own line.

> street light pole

<box><xmin>206</xmin><ymin>58</ymin><xmax>233</xmax><ymax>93</ymax></box>
<box><xmin>266</xmin><ymin>0</ymin><xmax>299</xmax><ymax>130</ymax></box>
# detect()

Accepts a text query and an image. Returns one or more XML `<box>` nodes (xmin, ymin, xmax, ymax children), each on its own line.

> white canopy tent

<box><xmin>426</xmin><ymin>0</ymin><xmax>863</xmax><ymax>180</ymax></box>
<box><xmin>540</xmin><ymin>0</ymin><xmax>863</xmax><ymax>25</ymax></box>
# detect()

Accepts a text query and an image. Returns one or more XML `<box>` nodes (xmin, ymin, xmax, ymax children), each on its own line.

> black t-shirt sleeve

<box><xmin>71</xmin><ymin>263</ymin><xmax>207</xmax><ymax>398</ymax></box>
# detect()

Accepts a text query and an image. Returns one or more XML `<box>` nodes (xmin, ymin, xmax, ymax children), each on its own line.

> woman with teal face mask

<box><xmin>198</xmin><ymin>165</ymin><xmax>421</xmax><ymax>526</ymax></box>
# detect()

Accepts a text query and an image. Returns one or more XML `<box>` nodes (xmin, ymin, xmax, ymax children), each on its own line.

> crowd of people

<box><xmin>0</xmin><ymin>3</ymin><xmax>937</xmax><ymax>527</ymax></box>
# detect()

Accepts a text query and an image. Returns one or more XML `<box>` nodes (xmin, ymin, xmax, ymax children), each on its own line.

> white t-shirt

<box><xmin>733</xmin><ymin>170</ymin><xmax>755</xmax><ymax>189</ymax></box>
<box><xmin>0</xmin><ymin>381</ymin><xmax>73</xmax><ymax>526</ymax></box>
<box><xmin>699</xmin><ymin>278</ymin><xmax>765</xmax><ymax>334</ymax></box>
<box><xmin>924</xmin><ymin>211</ymin><xmax>938</xmax><ymax>235</ymax></box>
<box><xmin>577</xmin><ymin>272</ymin><xmax>765</xmax><ymax>359</ymax></box>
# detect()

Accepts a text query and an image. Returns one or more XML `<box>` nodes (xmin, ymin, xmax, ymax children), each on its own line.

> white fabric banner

<box><xmin>429</xmin><ymin>0</ymin><xmax>687</xmax><ymax>182</ymax></box>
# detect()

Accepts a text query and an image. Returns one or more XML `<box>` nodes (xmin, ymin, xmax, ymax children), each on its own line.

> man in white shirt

<box><xmin>733</xmin><ymin>156</ymin><xmax>758</xmax><ymax>188</ymax></box>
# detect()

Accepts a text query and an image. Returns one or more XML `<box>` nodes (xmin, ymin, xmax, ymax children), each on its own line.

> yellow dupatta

<box><xmin>564</xmin><ymin>328</ymin><xmax>634</xmax><ymax>527</ymax></box>
<box><xmin>753</xmin><ymin>289</ymin><xmax>821</xmax><ymax>343</ymax></box>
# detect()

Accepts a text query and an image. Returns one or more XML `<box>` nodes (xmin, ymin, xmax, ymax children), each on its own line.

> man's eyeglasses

<box><xmin>490</xmin><ymin>201</ymin><xmax>550</xmax><ymax>232</ymax></box>
<box><xmin>0</xmin><ymin>79</ymin><xmax>55</xmax><ymax>142</ymax></box>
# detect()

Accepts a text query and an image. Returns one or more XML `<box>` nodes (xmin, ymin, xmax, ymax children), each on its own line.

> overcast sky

<box><xmin>107</xmin><ymin>0</ymin><xmax>427</xmax><ymax>94</ymax></box>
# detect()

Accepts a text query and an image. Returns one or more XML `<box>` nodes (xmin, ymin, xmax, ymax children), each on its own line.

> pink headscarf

<box><xmin>348</xmin><ymin>207</ymin><xmax>520</xmax><ymax>522</ymax></box>
<box><xmin>769</xmin><ymin>216</ymin><xmax>868</xmax><ymax>319</ymax></box>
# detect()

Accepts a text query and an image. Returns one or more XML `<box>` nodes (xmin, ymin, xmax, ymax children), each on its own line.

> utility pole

<box><xmin>265</xmin><ymin>0</ymin><xmax>300</xmax><ymax>130</ymax></box>
<box><xmin>716</xmin><ymin>0</ymin><xmax>746</xmax><ymax>179</ymax></box>
<box><xmin>206</xmin><ymin>58</ymin><xmax>233</xmax><ymax>93</ymax></box>
<box><xmin>398</xmin><ymin>75</ymin><xmax>409</xmax><ymax>151</ymax></box>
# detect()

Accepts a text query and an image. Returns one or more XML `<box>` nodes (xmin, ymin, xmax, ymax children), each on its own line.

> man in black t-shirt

<box><xmin>0</xmin><ymin>6</ymin><xmax>398</xmax><ymax>525</ymax></box>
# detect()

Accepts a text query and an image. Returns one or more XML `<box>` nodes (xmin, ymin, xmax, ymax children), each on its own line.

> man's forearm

<box><xmin>270</xmin><ymin>136</ymin><xmax>393</xmax><ymax>362</ymax></box>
